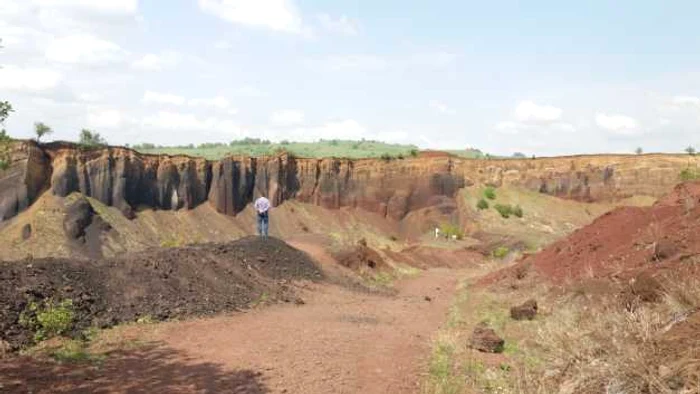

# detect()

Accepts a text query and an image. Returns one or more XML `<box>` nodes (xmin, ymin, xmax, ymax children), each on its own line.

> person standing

<box><xmin>254</xmin><ymin>196</ymin><xmax>271</xmax><ymax>237</ymax></box>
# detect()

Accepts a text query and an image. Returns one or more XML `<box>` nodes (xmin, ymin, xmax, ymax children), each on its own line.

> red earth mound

<box><xmin>483</xmin><ymin>181</ymin><xmax>700</xmax><ymax>284</ymax></box>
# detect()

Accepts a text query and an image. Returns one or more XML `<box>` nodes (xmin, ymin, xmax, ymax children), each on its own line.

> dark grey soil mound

<box><xmin>0</xmin><ymin>237</ymin><xmax>322</xmax><ymax>350</ymax></box>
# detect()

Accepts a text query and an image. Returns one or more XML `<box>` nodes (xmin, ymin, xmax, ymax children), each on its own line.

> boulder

<box><xmin>63</xmin><ymin>197</ymin><xmax>95</xmax><ymax>240</ymax></box>
<box><xmin>469</xmin><ymin>321</ymin><xmax>505</xmax><ymax>353</ymax></box>
<box><xmin>510</xmin><ymin>299</ymin><xmax>538</xmax><ymax>320</ymax></box>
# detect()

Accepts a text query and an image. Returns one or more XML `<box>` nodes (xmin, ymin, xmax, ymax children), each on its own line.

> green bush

<box><xmin>440</xmin><ymin>223</ymin><xmax>464</xmax><ymax>240</ymax></box>
<box><xmin>493</xmin><ymin>247</ymin><xmax>509</xmax><ymax>259</ymax></box>
<box><xmin>680</xmin><ymin>168</ymin><xmax>700</xmax><ymax>181</ymax></box>
<box><xmin>512</xmin><ymin>205</ymin><xmax>524</xmax><ymax>218</ymax></box>
<box><xmin>494</xmin><ymin>204</ymin><xmax>513</xmax><ymax>218</ymax></box>
<box><xmin>409</xmin><ymin>148</ymin><xmax>419</xmax><ymax>157</ymax></box>
<box><xmin>380</xmin><ymin>153</ymin><xmax>394</xmax><ymax>161</ymax></box>
<box><xmin>483</xmin><ymin>187</ymin><xmax>496</xmax><ymax>200</ymax></box>
<box><xmin>476</xmin><ymin>199</ymin><xmax>489</xmax><ymax>210</ymax></box>
<box><xmin>20</xmin><ymin>298</ymin><xmax>75</xmax><ymax>341</ymax></box>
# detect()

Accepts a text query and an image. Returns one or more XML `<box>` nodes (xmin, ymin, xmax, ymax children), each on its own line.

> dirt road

<box><xmin>1</xmin><ymin>269</ymin><xmax>458</xmax><ymax>394</ymax></box>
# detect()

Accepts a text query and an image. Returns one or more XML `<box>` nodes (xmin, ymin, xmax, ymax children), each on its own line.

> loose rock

<box><xmin>510</xmin><ymin>299</ymin><xmax>538</xmax><ymax>320</ymax></box>
<box><xmin>469</xmin><ymin>321</ymin><xmax>505</xmax><ymax>353</ymax></box>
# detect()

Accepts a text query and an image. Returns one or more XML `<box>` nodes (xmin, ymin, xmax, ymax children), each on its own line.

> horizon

<box><xmin>1</xmin><ymin>1</ymin><xmax>699</xmax><ymax>156</ymax></box>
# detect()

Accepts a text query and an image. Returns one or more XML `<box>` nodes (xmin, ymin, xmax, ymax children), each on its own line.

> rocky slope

<box><xmin>1</xmin><ymin>140</ymin><xmax>698</xmax><ymax>223</ymax></box>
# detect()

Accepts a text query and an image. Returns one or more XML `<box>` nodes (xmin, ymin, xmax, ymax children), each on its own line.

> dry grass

<box><xmin>425</xmin><ymin>263</ymin><xmax>700</xmax><ymax>394</ymax></box>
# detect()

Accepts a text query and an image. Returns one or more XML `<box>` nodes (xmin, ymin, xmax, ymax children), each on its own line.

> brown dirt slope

<box><xmin>484</xmin><ymin>181</ymin><xmax>700</xmax><ymax>283</ymax></box>
<box><xmin>0</xmin><ymin>237</ymin><xmax>322</xmax><ymax>350</ymax></box>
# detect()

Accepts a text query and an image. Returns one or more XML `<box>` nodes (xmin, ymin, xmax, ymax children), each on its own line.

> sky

<box><xmin>1</xmin><ymin>0</ymin><xmax>700</xmax><ymax>156</ymax></box>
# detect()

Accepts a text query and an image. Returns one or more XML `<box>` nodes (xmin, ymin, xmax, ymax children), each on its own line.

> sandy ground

<box><xmin>1</xmin><ymin>269</ymin><xmax>458</xmax><ymax>394</ymax></box>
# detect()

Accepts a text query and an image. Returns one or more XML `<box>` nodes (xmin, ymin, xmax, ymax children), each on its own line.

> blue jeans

<box><xmin>257</xmin><ymin>212</ymin><xmax>269</xmax><ymax>237</ymax></box>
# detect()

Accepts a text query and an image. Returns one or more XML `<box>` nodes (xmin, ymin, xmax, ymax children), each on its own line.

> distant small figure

<box><xmin>434</xmin><ymin>227</ymin><xmax>440</xmax><ymax>239</ymax></box>
<box><xmin>254</xmin><ymin>196</ymin><xmax>271</xmax><ymax>238</ymax></box>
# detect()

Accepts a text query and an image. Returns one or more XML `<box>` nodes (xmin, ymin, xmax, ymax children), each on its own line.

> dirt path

<box><xmin>1</xmin><ymin>269</ymin><xmax>458</xmax><ymax>394</ymax></box>
<box><xmin>160</xmin><ymin>268</ymin><xmax>457</xmax><ymax>393</ymax></box>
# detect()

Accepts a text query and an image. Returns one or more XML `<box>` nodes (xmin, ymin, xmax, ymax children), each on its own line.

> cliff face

<box><xmin>1</xmin><ymin>140</ymin><xmax>698</xmax><ymax>223</ymax></box>
<box><xmin>0</xmin><ymin>142</ymin><xmax>50</xmax><ymax>221</ymax></box>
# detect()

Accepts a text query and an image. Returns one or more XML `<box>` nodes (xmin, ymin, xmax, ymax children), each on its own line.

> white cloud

<box><xmin>515</xmin><ymin>101</ymin><xmax>562</xmax><ymax>123</ymax></box>
<box><xmin>141</xmin><ymin>111</ymin><xmax>241</xmax><ymax>134</ymax></box>
<box><xmin>45</xmin><ymin>34</ymin><xmax>126</xmax><ymax>65</ymax></box>
<box><xmin>213</xmin><ymin>40</ymin><xmax>233</xmax><ymax>50</ymax></box>
<box><xmin>131</xmin><ymin>51</ymin><xmax>181</xmax><ymax>71</ymax></box>
<box><xmin>316</xmin><ymin>14</ymin><xmax>359</xmax><ymax>36</ymax></box>
<box><xmin>271</xmin><ymin>109</ymin><xmax>304</xmax><ymax>126</ymax></box>
<box><xmin>188</xmin><ymin>96</ymin><xmax>233</xmax><ymax>110</ymax></box>
<box><xmin>429</xmin><ymin>100</ymin><xmax>455</xmax><ymax>115</ymax></box>
<box><xmin>278</xmin><ymin>119</ymin><xmax>367</xmax><ymax>142</ymax></box>
<box><xmin>0</xmin><ymin>66</ymin><xmax>62</xmax><ymax>92</ymax></box>
<box><xmin>141</xmin><ymin>92</ymin><xmax>237</xmax><ymax>113</ymax></box>
<box><xmin>494</xmin><ymin>120</ymin><xmax>575</xmax><ymax>135</ymax></box>
<box><xmin>77</xmin><ymin>93</ymin><xmax>102</xmax><ymax>102</ymax></box>
<box><xmin>86</xmin><ymin>108</ymin><xmax>123</xmax><ymax>129</ymax></box>
<box><xmin>31</xmin><ymin>0</ymin><xmax>139</xmax><ymax>15</ymax></box>
<box><xmin>234</xmin><ymin>86</ymin><xmax>265</xmax><ymax>97</ymax></box>
<box><xmin>142</xmin><ymin>91</ymin><xmax>186</xmax><ymax>105</ymax></box>
<box><xmin>313</xmin><ymin>54</ymin><xmax>387</xmax><ymax>71</ymax></box>
<box><xmin>595</xmin><ymin>113</ymin><xmax>639</xmax><ymax>134</ymax></box>
<box><xmin>410</xmin><ymin>52</ymin><xmax>457</xmax><ymax>68</ymax></box>
<box><xmin>670</xmin><ymin>95</ymin><xmax>700</xmax><ymax>109</ymax></box>
<box><xmin>198</xmin><ymin>0</ymin><xmax>303</xmax><ymax>33</ymax></box>
<box><xmin>495</xmin><ymin>121</ymin><xmax>520</xmax><ymax>134</ymax></box>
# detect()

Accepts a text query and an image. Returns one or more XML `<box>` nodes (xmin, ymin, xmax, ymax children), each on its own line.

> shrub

<box><xmin>20</xmin><ymin>298</ymin><xmax>75</xmax><ymax>341</ymax></box>
<box><xmin>494</xmin><ymin>204</ymin><xmax>513</xmax><ymax>218</ymax></box>
<box><xmin>440</xmin><ymin>223</ymin><xmax>464</xmax><ymax>240</ymax></box>
<box><xmin>512</xmin><ymin>205</ymin><xmax>524</xmax><ymax>218</ymax></box>
<box><xmin>477</xmin><ymin>199</ymin><xmax>489</xmax><ymax>210</ymax></box>
<box><xmin>493</xmin><ymin>246</ymin><xmax>509</xmax><ymax>259</ymax></box>
<box><xmin>483</xmin><ymin>187</ymin><xmax>497</xmax><ymax>200</ymax></box>
<box><xmin>380</xmin><ymin>153</ymin><xmax>394</xmax><ymax>161</ymax></box>
<box><xmin>409</xmin><ymin>149</ymin><xmax>419</xmax><ymax>157</ymax></box>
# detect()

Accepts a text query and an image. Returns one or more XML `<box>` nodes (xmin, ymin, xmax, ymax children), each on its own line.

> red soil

<box><xmin>482</xmin><ymin>181</ymin><xmax>700</xmax><ymax>284</ymax></box>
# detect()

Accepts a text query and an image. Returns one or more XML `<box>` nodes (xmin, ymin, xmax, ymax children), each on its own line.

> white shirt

<box><xmin>254</xmin><ymin>197</ymin><xmax>271</xmax><ymax>214</ymax></box>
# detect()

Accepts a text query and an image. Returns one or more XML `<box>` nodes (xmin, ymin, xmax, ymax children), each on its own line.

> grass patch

<box><xmin>483</xmin><ymin>187</ymin><xmax>497</xmax><ymax>200</ymax></box>
<box><xmin>440</xmin><ymin>223</ymin><xmax>464</xmax><ymax>240</ymax></box>
<box><xmin>369</xmin><ymin>272</ymin><xmax>394</xmax><ymax>287</ymax></box>
<box><xmin>477</xmin><ymin>198</ymin><xmax>489</xmax><ymax>210</ymax></box>
<box><xmin>492</xmin><ymin>246</ymin><xmax>510</xmax><ymax>259</ymax></box>
<box><xmin>20</xmin><ymin>298</ymin><xmax>75</xmax><ymax>342</ymax></box>
<box><xmin>680</xmin><ymin>167</ymin><xmax>700</xmax><ymax>181</ymax></box>
<box><xmin>427</xmin><ymin>339</ymin><xmax>463</xmax><ymax>394</ymax></box>
<box><xmin>396</xmin><ymin>265</ymin><xmax>421</xmax><ymax>279</ymax></box>
<box><xmin>49</xmin><ymin>340</ymin><xmax>104</xmax><ymax>364</ymax></box>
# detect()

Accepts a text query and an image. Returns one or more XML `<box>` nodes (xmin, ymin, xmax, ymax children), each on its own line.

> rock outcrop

<box><xmin>0</xmin><ymin>142</ymin><xmax>50</xmax><ymax>221</ymax></box>
<box><xmin>1</xmin><ymin>140</ymin><xmax>698</xmax><ymax>223</ymax></box>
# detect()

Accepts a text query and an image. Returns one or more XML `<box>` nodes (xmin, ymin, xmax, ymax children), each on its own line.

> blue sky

<box><xmin>1</xmin><ymin>0</ymin><xmax>699</xmax><ymax>156</ymax></box>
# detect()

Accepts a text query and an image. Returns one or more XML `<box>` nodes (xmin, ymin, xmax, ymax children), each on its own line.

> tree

<box><xmin>635</xmin><ymin>147</ymin><xmax>643</xmax><ymax>155</ymax></box>
<box><xmin>512</xmin><ymin>152</ymin><xmax>526</xmax><ymax>158</ymax></box>
<box><xmin>0</xmin><ymin>101</ymin><xmax>13</xmax><ymax>170</ymax></box>
<box><xmin>0</xmin><ymin>101</ymin><xmax>12</xmax><ymax>124</ymax></box>
<box><xmin>34</xmin><ymin>122</ymin><xmax>52</xmax><ymax>142</ymax></box>
<box><xmin>685</xmin><ymin>146</ymin><xmax>696</xmax><ymax>156</ymax></box>
<box><xmin>79</xmin><ymin>129</ymin><xmax>107</xmax><ymax>147</ymax></box>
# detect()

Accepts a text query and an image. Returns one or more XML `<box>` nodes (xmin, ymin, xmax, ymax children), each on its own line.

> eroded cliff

<box><xmin>1</xmin><ymin>140</ymin><xmax>698</xmax><ymax>223</ymax></box>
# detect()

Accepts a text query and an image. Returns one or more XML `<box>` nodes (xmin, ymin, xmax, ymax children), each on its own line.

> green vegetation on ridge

<box><xmin>130</xmin><ymin>138</ymin><xmax>419</xmax><ymax>159</ymax></box>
